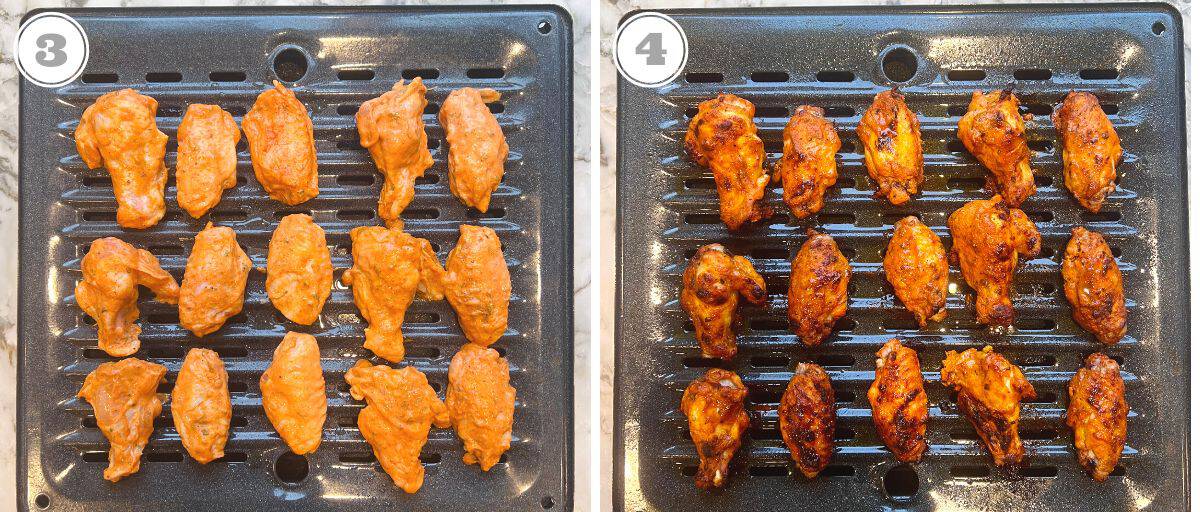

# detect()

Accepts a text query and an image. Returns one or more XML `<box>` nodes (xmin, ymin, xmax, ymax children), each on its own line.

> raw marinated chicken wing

<box><xmin>1054</xmin><ymin>91</ymin><xmax>1122</xmax><ymax>212</ymax></box>
<box><xmin>773</xmin><ymin>106</ymin><xmax>841</xmax><ymax>218</ymax></box>
<box><xmin>441</xmin><ymin>87</ymin><xmax>508</xmax><ymax>212</ymax></box>
<box><xmin>787</xmin><ymin>229</ymin><xmax>850</xmax><ymax>346</ymax></box>
<box><xmin>176</xmin><ymin>104</ymin><xmax>240</xmax><ymax>218</ymax></box>
<box><xmin>78</xmin><ymin>358</ymin><xmax>166</xmax><ymax>481</ymax></box>
<box><xmin>1066</xmin><ymin>353</ymin><xmax>1128</xmax><ymax>481</ymax></box>
<box><xmin>957</xmin><ymin>90</ymin><xmax>1035</xmax><ymax>206</ymax></box>
<box><xmin>948</xmin><ymin>196</ymin><xmax>1040</xmax><ymax>327</ymax></box>
<box><xmin>681</xmin><ymin>244</ymin><xmax>768</xmax><ymax>360</ymax></box>
<box><xmin>681</xmin><ymin>368</ymin><xmax>749</xmax><ymax>489</ymax></box>
<box><xmin>446</xmin><ymin>343</ymin><xmax>516</xmax><ymax>471</ymax></box>
<box><xmin>260</xmin><ymin>331</ymin><xmax>327</xmax><ymax>454</ymax></box>
<box><xmin>179</xmin><ymin>223</ymin><xmax>251</xmax><ymax>337</ymax></box>
<box><xmin>75</xmin><ymin>237</ymin><xmax>179</xmax><ymax>357</ymax></box>
<box><xmin>868</xmin><ymin>339</ymin><xmax>929</xmax><ymax>463</ymax></box>
<box><xmin>443</xmin><ymin>224</ymin><xmax>511</xmax><ymax>347</ymax></box>
<box><xmin>884</xmin><ymin>216</ymin><xmax>948</xmax><ymax>327</ymax></box>
<box><xmin>779</xmin><ymin>363</ymin><xmax>836</xmax><ymax>477</ymax></box>
<box><xmin>857</xmin><ymin>89</ymin><xmax>924</xmax><ymax>204</ymax></box>
<box><xmin>172</xmin><ymin>348</ymin><xmax>231</xmax><ymax>464</ymax></box>
<box><xmin>1062</xmin><ymin>227</ymin><xmax>1127</xmax><ymax>344</ymax></box>
<box><xmin>941</xmin><ymin>346</ymin><xmax>1036</xmax><ymax>467</ymax></box>
<box><xmin>75</xmin><ymin>88</ymin><xmax>169</xmax><ymax>229</ymax></box>
<box><xmin>357</xmin><ymin>78</ymin><xmax>435</xmax><ymax>226</ymax></box>
<box><xmin>685</xmin><ymin>94</ymin><xmax>772</xmax><ymax>230</ymax></box>
<box><xmin>267</xmin><ymin>214</ymin><xmax>333</xmax><ymax>325</ymax></box>
<box><xmin>242</xmin><ymin>81</ymin><xmax>319</xmax><ymax>205</ymax></box>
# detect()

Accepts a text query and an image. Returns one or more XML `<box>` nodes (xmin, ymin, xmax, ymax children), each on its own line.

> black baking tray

<box><xmin>18</xmin><ymin>6</ymin><xmax>573</xmax><ymax>511</ymax></box>
<box><xmin>615</xmin><ymin>4</ymin><xmax>1186</xmax><ymax>511</ymax></box>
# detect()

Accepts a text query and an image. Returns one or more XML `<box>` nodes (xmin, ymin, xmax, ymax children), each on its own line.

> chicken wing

<box><xmin>172</xmin><ymin>348</ymin><xmax>231</xmax><ymax>464</ymax></box>
<box><xmin>884</xmin><ymin>216</ymin><xmax>948</xmax><ymax>327</ymax></box>
<box><xmin>75</xmin><ymin>237</ymin><xmax>179</xmax><ymax>357</ymax></box>
<box><xmin>345</xmin><ymin>359</ymin><xmax>450</xmax><ymax>492</ymax></box>
<box><xmin>443</xmin><ymin>224</ymin><xmax>511</xmax><ymax>347</ymax></box>
<box><xmin>446</xmin><ymin>343</ymin><xmax>516</xmax><ymax>471</ymax></box>
<box><xmin>267</xmin><ymin>213</ymin><xmax>333</xmax><ymax>325</ymax></box>
<box><xmin>260</xmin><ymin>331</ymin><xmax>327</xmax><ymax>454</ymax></box>
<box><xmin>1054</xmin><ymin>91</ymin><xmax>1121</xmax><ymax>212</ymax></box>
<box><xmin>685</xmin><ymin>94</ymin><xmax>772</xmax><ymax>230</ymax></box>
<box><xmin>681</xmin><ymin>244</ymin><xmax>768</xmax><ymax>360</ymax></box>
<box><xmin>1063</xmin><ymin>227</ymin><xmax>1127</xmax><ymax>344</ymax></box>
<box><xmin>681</xmin><ymin>368</ymin><xmax>749</xmax><ymax>489</ymax></box>
<box><xmin>868</xmin><ymin>339</ymin><xmax>928</xmax><ymax>463</ymax></box>
<box><xmin>857</xmin><ymin>89</ymin><xmax>924</xmax><ymax>204</ymax></box>
<box><xmin>773</xmin><ymin>106</ymin><xmax>841</xmax><ymax>218</ymax></box>
<box><xmin>75</xmin><ymin>89</ymin><xmax>168</xmax><ymax>229</ymax></box>
<box><xmin>957</xmin><ymin>90</ymin><xmax>1036</xmax><ymax>206</ymax></box>
<box><xmin>78</xmin><ymin>357</ymin><xmax>166</xmax><ymax>482</ymax></box>
<box><xmin>948</xmin><ymin>196</ymin><xmax>1041</xmax><ymax>327</ymax></box>
<box><xmin>179</xmin><ymin>223</ymin><xmax>251</xmax><ymax>337</ymax></box>
<box><xmin>787</xmin><ymin>229</ymin><xmax>850</xmax><ymax>346</ymax></box>
<box><xmin>941</xmin><ymin>346</ymin><xmax>1036</xmax><ymax>467</ymax></box>
<box><xmin>342</xmin><ymin>225</ymin><xmax>446</xmax><ymax>362</ymax></box>
<box><xmin>779</xmin><ymin>363</ymin><xmax>836</xmax><ymax>478</ymax></box>
<box><xmin>440</xmin><ymin>87</ymin><xmax>508</xmax><ymax>212</ymax></box>
<box><xmin>357</xmin><ymin>78</ymin><xmax>435</xmax><ymax>226</ymax></box>
<box><xmin>1066</xmin><ymin>353</ymin><xmax>1128</xmax><ymax>481</ymax></box>
<box><xmin>176</xmin><ymin>104</ymin><xmax>240</xmax><ymax>218</ymax></box>
<box><xmin>242</xmin><ymin>81</ymin><xmax>318</xmax><ymax>205</ymax></box>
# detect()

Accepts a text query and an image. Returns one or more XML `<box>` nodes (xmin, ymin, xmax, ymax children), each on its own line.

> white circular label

<box><xmin>613</xmin><ymin>12</ymin><xmax>688</xmax><ymax>88</ymax></box>
<box><xmin>14</xmin><ymin>12</ymin><xmax>89</xmax><ymax>88</ymax></box>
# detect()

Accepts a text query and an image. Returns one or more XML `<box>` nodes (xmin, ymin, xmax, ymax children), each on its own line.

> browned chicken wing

<box><xmin>446</xmin><ymin>343</ymin><xmax>516</xmax><ymax>471</ymax></box>
<box><xmin>868</xmin><ymin>339</ymin><xmax>928</xmax><ymax>463</ymax></box>
<box><xmin>261</xmin><ymin>331</ymin><xmax>327</xmax><ymax>454</ymax></box>
<box><xmin>357</xmin><ymin>78</ymin><xmax>435</xmax><ymax>226</ymax></box>
<box><xmin>857</xmin><ymin>89</ymin><xmax>924</xmax><ymax>204</ymax></box>
<box><xmin>266</xmin><ymin>213</ymin><xmax>333</xmax><ymax>325</ymax></box>
<box><xmin>685</xmin><ymin>94</ymin><xmax>772</xmax><ymax>230</ymax></box>
<box><xmin>176</xmin><ymin>104</ymin><xmax>240</xmax><ymax>218</ymax></box>
<box><xmin>941</xmin><ymin>346</ymin><xmax>1036</xmax><ymax>467</ymax></box>
<box><xmin>957</xmin><ymin>90</ymin><xmax>1036</xmax><ymax>206</ymax></box>
<box><xmin>172</xmin><ymin>348</ymin><xmax>231</xmax><ymax>464</ymax></box>
<box><xmin>1063</xmin><ymin>227</ymin><xmax>1127</xmax><ymax>344</ymax></box>
<box><xmin>179</xmin><ymin>223</ymin><xmax>251</xmax><ymax>337</ymax></box>
<box><xmin>441</xmin><ymin>87</ymin><xmax>508</xmax><ymax>212</ymax></box>
<box><xmin>884</xmin><ymin>216</ymin><xmax>948</xmax><ymax>327</ymax></box>
<box><xmin>681</xmin><ymin>368</ymin><xmax>749</xmax><ymax>489</ymax></box>
<box><xmin>773</xmin><ymin>106</ymin><xmax>841</xmax><ymax>218</ymax></box>
<box><xmin>779</xmin><ymin>363</ymin><xmax>836</xmax><ymax>477</ymax></box>
<box><xmin>787</xmin><ymin>229</ymin><xmax>850</xmax><ymax>346</ymax></box>
<box><xmin>948</xmin><ymin>196</ymin><xmax>1041</xmax><ymax>327</ymax></box>
<box><xmin>75</xmin><ymin>88</ymin><xmax>169</xmax><ymax>229</ymax></box>
<box><xmin>78</xmin><ymin>358</ymin><xmax>167</xmax><ymax>481</ymax></box>
<box><xmin>242</xmin><ymin>81</ymin><xmax>319</xmax><ymax>205</ymax></box>
<box><xmin>1066</xmin><ymin>353</ymin><xmax>1128</xmax><ymax>481</ymax></box>
<box><xmin>443</xmin><ymin>224</ymin><xmax>511</xmax><ymax>346</ymax></box>
<box><xmin>681</xmin><ymin>244</ymin><xmax>767</xmax><ymax>361</ymax></box>
<box><xmin>75</xmin><ymin>237</ymin><xmax>179</xmax><ymax>357</ymax></box>
<box><xmin>1054</xmin><ymin>91</ymin><xmax>1122</xmax><ymax>212</ymax></box>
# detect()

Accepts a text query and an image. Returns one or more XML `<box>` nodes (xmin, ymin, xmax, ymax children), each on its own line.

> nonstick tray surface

<box><xmin>18</xmin><ymin>6</ymin><xmax>573</xmax><ymax>511</ymax></box>
<box><xmin>615</xmin><ymin>4</ymin><xmax>1187</xmax><ymax>511</ymax></box>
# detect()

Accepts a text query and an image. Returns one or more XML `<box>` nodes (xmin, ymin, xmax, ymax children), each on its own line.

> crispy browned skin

<box><xmin>779</xmin><ymin>363</ymin><xmax>836</xmax><ymax>478</ymax></box>
<box><xmin>941</xmin><ymin>346</ymin><xmax>1036</xmax><ymax>467</ymax></box>
<box><xmin>75</xmin><ymin>89</ymin><xmax>168</xmax><ymax>229</ymax></box>
<box><xmin>242</xmin><ymin>81</ymin><xmax>318</xmax><ymax>205</ymax></box>
<box><xmin>1063</xmin><ymin>227</ymin><xmax>1127</xmax><ymax>344</ymax></box>
<box><xmin>78</xmin><ymin>358</ymin><xmax>166</xmax><ymax>482</ymax></box>
<box><xmin>787</xmin><ymin>229</ymin><xmax>850</xmax><ymax>346</ymax></box>
<box><xmin>267</xmin><ymin>214</ymin><xmax>333</xmax><ymax>325</ymax></box>
<box><xmin>179</xmin><ymin>223</ymin><xmax>251</xmax><ymax>337</ymax></box>
<box><xmin>1066</xmin><ymin>353</ymin><xmax>1128</xmax><ymax>481</ymax></box>
<box><xmin>681</xmin><ymin>244</ymin><xmax>767</xmax><ymax>360</ymax></box>
<box><xmin>172</xmin><ymin>348</ymin><xmax>231</xmax><ymax>464</ymax></box>
<box><xmin>685</xmin><ymin>94</ymin><xmax>772</xmax><ymax>230</ymax></box>
<box><xmin>176</xmin><ymin>104</ymin><xmax>240</xmax><ymax>218</ymax></box>
<box><xmin>440</xmin><ymin>87</ymin><xmax>507</xmax><ymax>212</ymax></box>
<box><xmin>884</xmin><ymin>216</ymin><xmax>948</xmax><ymax>327</ymax></box>
<box><xmin>773</xmin><ymin>106</ymin><xmax>841</xmax><ymax>218</ymax></box>
<box><xmin>346</xmin><ymin>359</ymin><xmax>450</xmax><ymax>492</ymax></box>
<box><xmin>75</xmin><ymin>237</ymin><xmax>179</xmax><ymax>357</ymax></box>
<box><xmin>357</xmin><ymin>78</ymin><xmax>435</xmax><ymax>226</ymax></box>
<box><xmin>857</xmin><ymin>89</ymin><xmax>924</xmax><ymax>204</ymax></box>
<box><xmin>681</xmin><ymin>368</ymin><xmax>749</xmax><ymax>489</ymax></box>
<box><xmin>342</xmin><ymin>225</ymin><xmax>446</xmax><ymax>361</ymax></box>
<box><xmin>868</xmin><ymin>339</ymin><xmax>928</xmax><ymax>463</ymax></box>
<box><xmin>446</xmin><ymin>343</ymin><xmax>516</xmax><ymax>471</ymax></box>
<box><xmin>1054</xmin><ymin>91</ymin><xmax>1122</xmax><ymax>212</ymax></box>
<box><xmin>948</xmin><ymin>196</ymin><xmax>1041</xmax><ymax>326</ymax></box>
<box><xmin>443</xmin><ymin>224</ymin><xmax>511</xmax><ymax>346</ymax></box>
<box><xmin>260</xmin><ymin>331</ymin><xmax>327</xmax><ymax>454</ymax></box>
<box><xmin>958</xmin><ymin>90</ymin><xmax>1035</xmax><ymax>206</ymax></box>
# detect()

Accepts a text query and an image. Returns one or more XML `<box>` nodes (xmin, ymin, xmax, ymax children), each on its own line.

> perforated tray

<box><xmin>615</xmin><ymin>4</ymin><xmax>1187</xmax><ymax>511</ymax></box>
<box><xmin>18</xmin><ymin>6</ymin><xmax>573</xmax><ymax>511</ymax></box>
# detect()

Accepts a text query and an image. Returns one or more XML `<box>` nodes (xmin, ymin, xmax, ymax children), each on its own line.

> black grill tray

<box><xmin>18</xmin><ymin>6</ymin><xmax>573</xmax><ymax>511</ymax></box>
<box><xmin>615</xmin><ymin>4</ymin><xmax>1187</xmax><ymax>511</ymax></box>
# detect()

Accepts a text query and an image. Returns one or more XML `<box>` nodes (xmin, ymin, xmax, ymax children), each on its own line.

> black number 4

<box><xmin>635</xmin><ymin>32</ymin><xmax>667</xmax><ymax>66</ymax></box>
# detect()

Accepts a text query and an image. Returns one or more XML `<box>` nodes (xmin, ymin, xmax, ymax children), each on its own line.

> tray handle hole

<box><xmin>538</xmin><ymin>20</ymin><xmax>553</xmax><ymax>34</ymax></box>
<box><xmin>883</xmin><ymin>464</ymin><xmax>919</xmax><ymax>501</ymax></box>
<box><xmin>272</xmin><ymin>47</ymin><xmax>309</xmax><ymax>83</ymax></box>
<box><xmin>1152</xmin><ymin>21</ymin><xmax>1166</xmax><ymax>35</ymax></box>
<box><xmin>881</xmin><ymin>46</ymin><xmax>918</xmax><ymax>83</ymax></box>
<box><xmin>541</xmin><ymin>496</ymin><xmax>555</xmax><ymax>509</ymax></box>
<box><xmin>274</xmin><ymin>451</ymin><xmax>309</xmax><ymax>484</ymax></box>
<box><xmin>35</xmin><ymin>494</ymin><xmax>49</xmax><ymax>510</ymax></box>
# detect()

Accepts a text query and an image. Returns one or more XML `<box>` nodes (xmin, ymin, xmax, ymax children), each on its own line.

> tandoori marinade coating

<box><xmin>773</xmin><ymin>105</ymin><xmax>841</xmax><ymax>219</ymax></box>
<box><xmin>948</xmin><ymin>196</ymin><xmax>1041</xmax><ymax>327</ymax></box>
<box><xmin>857</xmin><ymin>89</ymin><xmax>924</xmax><ymax>205</ymax></box>
<box><xmin>78</xmin><ymin>357</ymin><xmax>167</xmax><ymax>482</ymax></box>
<box><xmin>1066</xmin><ymin>353</ymin><xmax>1129</xmax><ymax>482</ymax></box>
<box><xmin>868</xmin><ymin>339</ymin><xmax>929</xmax><ymax>463</ymax></box>
<box><xmin>176</xmin><ymin>104</ymin><xmax>240</xmax><ymax>218</ymax></box>
<box><xmin>443</xmin><ymin>224</ymin><xmax>511</xmax><ymax>347</ymax></box>
<box><xmin>356</xmin><ymin>78</ymin><xmax>435</xmax><ymax>226</ymax></box>
<box><xmin>957</xmin><ymin>89</ymin><xmax>1036</xmax><ymax>207</ymax></box>
<box><xmin>75</xmin><ymin>88</ymin><xmax>169</xmax><ymax>229</ymax></box>
<box><xmin>172</xmin><ymin>348</ymin><xmax>231</xmax><ymax>464</ymax></box>
<box><xmin>179</xmin><ymin>223</ymin><xmax>252</xmax><ymax>337</ymax></box>
<box><xmin>440</xmin><ymin>87</ymin><xmax>508</xmax><ymax>212</ymax></box>
<box><xmin>941</xmin><ymin>346</ymin><xmax>1036</xmax><ymax>467</ymax></box>
<box><xmin>260</xmin><ymin>331</ymin><xmax>327</xmax><ymax>454</ymax></box>
<box><xmin>1062</xmin><ymin>227</ymin><xmax>1128</xmax><ymax>345</ymax></box>
<box><xmin>446</xmin><ymin>343</ymin><xmax>516</xmax><ymax>471</ymax></box>
<box><xmin>681</xmin><ymin>368</ymin><xmax>749</xmax><ymax>489</ymax></box>
<box><xmin>779</xmin><ymin>363</ymin><xmax>836</xmax><ymax>478</ymax></box>
<box><xmin>75</xmin><ymin>237</ymin><xmax>179</xmax><ymax>357</ymax></box>
<box><xmin>1054</xmin><ymin>91</ymin><xmax>1122</xmax><ymax>212</ymax></box>
<box><xmin>267</xmin><ymin>213</ymin><xmax>333</xmax><ymax>325</ymax></box>
<box><xmin>884</xmin><ymin>216</ymin><xmax>949</xmax><ymax>328</ymax></box>
<box><xmin>242</xmin><ymin>80</ymin><xmax>319</xmax><ymax>205</ymax></box>
<box><xmin>681</xmin><ymin>244</ymin><xmax>768</xmax><ymax>361</ymax></box>
<box><xmin>685</xmin><ymin>93</ymin><xmax>772</xmax><ymax>230</ymax></box>
<box><xmin>787</xmin><ymin>229</ymin><xmax>850</xmax><ymax>346</ymax></box>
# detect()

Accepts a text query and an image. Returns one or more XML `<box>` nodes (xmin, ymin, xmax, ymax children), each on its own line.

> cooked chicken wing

<box><xmin>242</xmin><ymin>81</ymin><xmax>318</xmax><ymax>205</ymax></box>
<box><xmin>681</xmin><ymin>368</ymin><xmax>749</xmax><ymax>489</ymax></box>
<box><xmin>260</xmin><ymin>331</ymin><xmax>327</xmax><ymax>454</ymax></box>
<box><xmin>345</xmin><ymin>359</ymin><xmax>450</xmax><ymax>492</ymax></box>
<box><xmin>787</xmin><ymin>229</ymin><xmax>850</xmax><ymax>346</ymax></box>
<box><xmin>681</xmin><ymin>244</ymin><xmax>768</xmax><ymax>360</ymax></box>
<box><xmin>342</xmin><ymin>225</ymin><xmax>446</xmax><ymax>362</ymax></box>
<box><xmin>1066</xmin><ymin>353</ymin><xmax>1128</xmax><ymax>481</ymax></box>
<box><xmin>176</xmin><ymin>104</ymin><xmax>240</xmax><ymax>218</ymax></box>
<box><xmin>957</xmin><ymin>90</ymin><xmax>1036</xmax><ymax>206</ymax></box>
<box><xmin>884</xmin><ymin>216</ymin><xmax>948</xmax><ymax>327</ymax></box>
<box><xmin>75</xmin><ymin>88</ymin><xmax>168</xmax><ymax>229</ymax></box>
<box><xmin>1063</xmin><ymin>227</ymin><xmax>1127</xmax><ymax>344</ymax></box>
<box><xmin>443</xmin><ymin>224</ymin><xmax>511</xmax><ymax>347</ymax></box>
<box><xmin>857</xmin><ymin>89</ymin><xmax>924</xmax><ymax>204</ymax></box>
<box><xmin>446</xmin><ymin>343</ymin><xmax>516</xmax><ymax>471</ymax></box>
<box><xmin>779</xmin><ymin>363</ymin><xmax>835</xmax><ymax>477</ymax></box>
<box><xmin>75</xmin><ymin>237</ymin><xmax>179</xmax><ymax>357</ymax></box>
<box><xmin>172</xmin><ymin>348</ymin><xmax>231</xmax><ymax>464</ymax></box>
<box><xmin>1054</xmin><ymin>91</ymin><xmax>1121</xmax><ymax>212</ymax></box>
<box><xmin>78</xmin><ymin>357</ymin><xmax>166</xmax><ymax>482</ymax></box>
<box><xmin>685</xmin><ymin>94</ymin><xmax>772</xmax><ymax>230</ymax></box>
<box><xmin>941</xmin><ymin>346</ymin><xmax>1036</xmax><ymax>467</ymax></box>
<box><xmin>357</xmin><ymin>78</ymin><xmax>435</xmax><ymax>226</ymax></box>
<box><xmin>179</xmin><ymin>223</ymin><xmax>251</xmax><ymax>337</ymax></box>
<box><xmin>948</xmin><ymin>196</ymin><xmax>1041</xmax><ymax>327</ymax></box>
<box><xmin>868</xmin><ymin>339</ymin><xmax>928</xmax><ymax>463</ymax></box>
<box><xmin>773</xmin><ymin>106</ymin><xmax>841</xmax><ymax>218</ymax></box>
<box><xmin>267</xmin><ymin>213</ymin><xmax>333</xmax><ymax>325</ymax></box>
<box><xmin>441</xmin><ymin>87</ymin><xmax>507</xmax><ymax>212</ymax></box>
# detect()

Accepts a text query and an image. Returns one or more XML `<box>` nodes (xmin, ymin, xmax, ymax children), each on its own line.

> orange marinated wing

<box><xmin>685</xmin><ymin>94</ymin><xmax>772</xmax><ymax>230</ymax></box>
<box><xmin>443</xmin><ymin>224</ymin><xmax>511</xmax><ymax>346</ymax></box>
<box><xmin>681</xmin><ymin>244</ymin><xmax>768</xmax><ymax>360</ymax></box>
<box><xmin>941</xmin><ymin>346</ymin><xmax>1036</xmax><ymax>467</ymax></box>
<box><xmin>260</xmin><ymin>331</ymin><xmax>327</xmax><ymax>454</ymax></box>
<box><xmin>1062</xmin><ymin>227</ymin><xmax>1127</xmax><ymax>344</ymax></box>
<box><xmin>242</xmin><ymin>81</ymin><xmax>319</xmax><ymax>205</ymax></box>
<box><xmin>172</xmin><ymin>348</ymin><xmax>231</xmax><ymax>464</ymax></box>
<box><xmin>957</xmin><ymin>90</ymin><xmax>1035</xmax><ymax>206</ymax></box>
<box><xmin>857</xmin><ymin>89</ymin><xmax>924</xmax><ymax>204</ymax></box>
<box><xmin>868</xmin><ymin>339</ymin><xmax>929</xmax><ymax>463</ymax></box>
<box><xmin>75</xmin><ymin>88</ymin><xmax>169</xmax><ymax>229</ymax></box>
<box><xmin>446</xmin><ymin>343</ymin><xmax>516</xmax><ymax>471</ymax></box>
<box><xmin>1066</xmin><ymin>353</ymin><xmax>1128</xmax><ymax>481</ymax></box>
<box><xmin>75</xmin><ymin>237</ymin><xmax>179</xmax><ymax>357</ymax></box>
<box><xmin>267</xmin><ymin>213</ymin><xmax>333</xmax><ymax>325</ymax></box>
<box><xmin>176</xmin><ymin>104</ymin><xmax>240</xmax><ymax>218</ymax></box>
<box><xmin>779</xmin><ymin>363</ymin><xmax>836</xmax><ymax>478</ymax></box>
<box><xmin>787</xmin><ymin>229</ymin><xmax>850</xmax><ymax>346</ymax></box>
<box><xmin>773</xmin><ymin>106</ymin><xmax>841</xmax><ymax>218</ymax></box>
<box><xmin>78</xmin><ymin>358</ymin><xmax>167</xmax><ymax>481</ymax></box>
<box><xmin>948</xmin><ymin>196</ymin><xmax>1041</xmax><ymax>327</ymax></box>
<box><xmin>884</xmin><ymin>216</ymin><xmax>948</xmax><ymax>327</ymax></box>
<box><xmin>681</xmin><ymin>368</ymin><xmax>749</xmax><ymax>489</ymax></box>
<box><xmin>1053</xmin><ymin>91</ymin><xmax>1122</xmax><ymax>212</ymax></box>
<box><xmin>440</xmin><ymin>87</ymin><xmax>508</xmax><ymax>212</ymax></box>
<box><xmin>179</xmin><ymin>223</ymin><xmax>251</xmax><ymax>337</ymax></box>
<box><xmin>357</xmin><ymin>78</ymin><xmax>435</xmax><ymax>226</ymax></box>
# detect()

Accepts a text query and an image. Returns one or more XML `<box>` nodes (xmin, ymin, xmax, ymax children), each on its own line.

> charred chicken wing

<box><xmin>681</xmin><ymin>368</ymin><xmax>750</xmax><ymax>489</ymax></box>
<box><xmin>884</xmin><ymin>216</ymin><xmax>949</xmax><ymax>327</ymax></box>
<box><xmin>868</xmin><ymin>339</ymin><xmax>929</xmax><ymax>463</ymax></box>
<box><xmin>176</xmin><ymin>104</ymin><xmax>240</xmax><ymax>218</ymax></box>
<box><xmin>957</xmin><ymin>90</ymin><xmax>1036</xmax><ymax>206</ymax></box>
<box><xmin>948</xmin><ymin>196</ymin><xmax>1041</xmax><ymax>327</ymax></box>
<box><xmin>1063</xmin><ymin>227</ymin><xmax>1127</xmax><ymax>344</ymax></box>
<box><xmin>446</xmin><ymin>343</ymin><xmax>516</xmax><ymax>471</ymax></box>
<box><xmin>357</xmin><ymin>78</ymin><xmax>435</xmax><ymax>226</ymax></box>
<box><xmin>941</xmin><ymin>346</ymin><xmax>1036</xmax><ymax>467</ymax></box>
<box><xmin>787</xmin><ymin>229</ymin><xmax>850</xmax><ymax>346</ymax></box>
<box><xmin>260</xmin><ymin>331</ymin><xmax>327</xmax><ymax>454</ymax></box>
<box><xmin>685</xmin><ymin>94</ymin><xmax>772</xmax><ymax>230</ymax></box>
<box><xmin>681</xmin><ymin>244</ymin><xmax>768</xmax><ymax>360</ymax></box>
<box><xmin>76</xmin><ymin>237</ymin><xmax>179</xmax><ymax>357</ymax></box>
<box><xmin>857</xmin><ymin>89</ymin><xmax>924</xmax><ymax>205</ymax></box>
<box><xmin>779</xmin><ymin>363</ymin><xmax>836</xmax><ymax>477</ymax></box>
<box><xmin>242</xmin><ymin>81</ymin><xmax>319</xmax><ymax>205</ymax></box>
<box><xmin>773</xmin><ymin>106</ymin><xmax>841</xmax><ymax>218</ymax></box>
<box><xmin>78</xmin><ymin>358</ymin><xmax>167</xmax><ymax>482</ymax></box>
<box><xmin>443</xmin><ymin>224</ymin><xmax>511</xmax><ymax>347</ymax></box>
<box><xmin>172</xmin><ymin>348</ymin><xmax>231</xmax><ymax>464</ymax></box>
<box><xmin>179</xmin><ymin>223</ymin><xmax>251</xmax><ymax>337</ymax></box>
<box><xmin>267</xmin><ymin>213</ymin><xmax>333</xmax><ymax>325</ymax></box>
<box><xmin>1054</xmin><ymin>91</ymin><xmax>1122</xmax><ymax>212</ymax></box>
<box><xmin>1066</xmin><ymin>353</ymin><xmax>1128</xmax><ymax>481</ymax></box>
<box><xmin>75</xmin><ymin>89</ymin><xmax>169</xmax><ymax>229</ymax></box>
<box><xmin>440</xmin><ymin>87</ymin><xmax>508</xmax><ymax>212</ymax></box>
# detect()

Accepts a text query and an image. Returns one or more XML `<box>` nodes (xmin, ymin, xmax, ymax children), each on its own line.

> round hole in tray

<box><xmin>881</xmin><ymin>45</ymin><xmax>919</xmax><ymax>83</ymax></box>
<box><xmin>882</xmin><ymin>464</ymin><xmax>919</xmax><ymax>501</ymax></box>
<box><xmin>272</xmin><ymin>46</ymin><xmax>310</xmax><ymax>83</ymax></box>
<box><xmin>541</xmin><ymin>496</ymin><xmax>555</xmax><ymax>509</ymax></box>
<box><xmin>538</xmin><ymin>20</ymin><xmax>553</xmax><ymax>34</ymax></box>
<box><xmin>35</xmin><ymin>494</ymin><xmax>50</xmax><ymax>509</ymax></box>
<box><xmin>275</xmin><ymin>451</ymin><xmax>309</xmax><ymax>484</ymax></box>
<box><xmin>1152</xmin><ymin>21</ymin><xmax>1166</xmax><ymax>35</ymax></box>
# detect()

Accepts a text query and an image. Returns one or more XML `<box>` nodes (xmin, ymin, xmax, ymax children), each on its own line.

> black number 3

<box><xmin>35</xmin><ymin>33</ymin><xmax>67</xmax><ymax>67</ymax></box>
<box><xmin>635</xmin><ymin>32</ymin><xmax>667</xmax><ymax>66</ymax></box>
